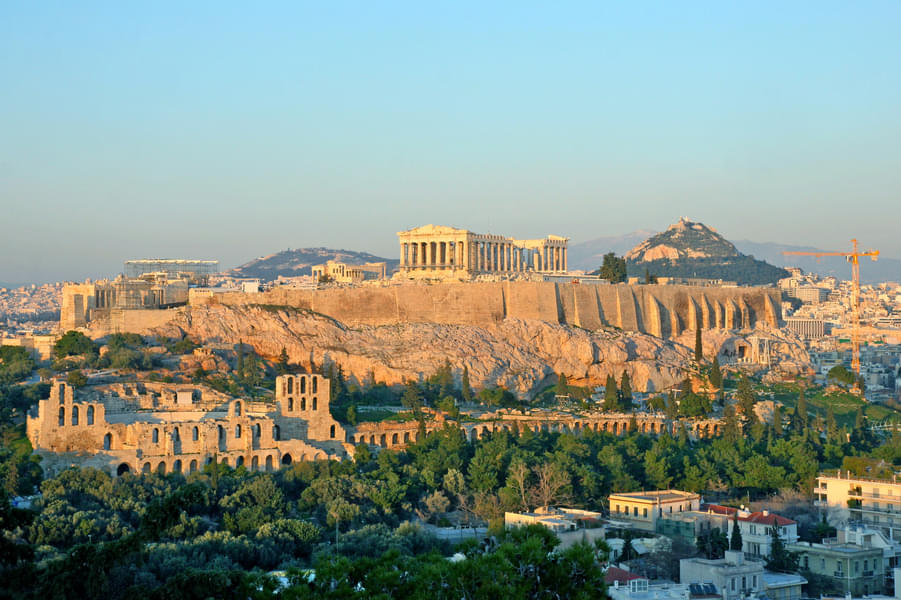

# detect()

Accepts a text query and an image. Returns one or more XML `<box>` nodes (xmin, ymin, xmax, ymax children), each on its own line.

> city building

<box><xmin>27</xmin><ymin>374</ymin><xmax>352</xmax><ymax>477</ymax></box>
<box><xmin>608</xmin><ymin>490</ymin><xmax>701</xmax><ymax>532</ymax></box>
<box><xmin>607</xmin><ymin>578</ymin><xmax>694</xmax><ymax>600</ymax></box>
<box><xmin>655</xmin><ymin>504</ymin><xmax>798</xmax><ymax>559</ymax></box>
<box><xmin>761</xmin><ymin>571</ymin><xmax>807</xmax><ymax>600</ymax></box>
<box><xmin>396</xmin><ymin>224</ymin><xmax>569</xmax><ymax>280</ymax></box>
<box><xmin>505</xmin><ymin>506</ymin><xmax>605</xmax><ymax>549</ymax></box>
<box><xmin>680</xmin><ymin>551</ymin><xmax>765</xmax><ymax>600</ymax></box>
<box><xmin>311</xmin><ymin>260</ymin><xmax>387</xmax><ymax>284</ymax></box>
<box><xmin>788</xmin><ymin>539</ymin><xmax>884</xmax><ymax>596</ymax></box>
<box><xmin>815</xmin><ymin>472</ymin><xmax>901</xmax><ymax>540</ymax></box>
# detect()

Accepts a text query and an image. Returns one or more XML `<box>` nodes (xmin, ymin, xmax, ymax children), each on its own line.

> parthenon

<box><xmin>397</xmin><ymin>224</ymin><xmax>569</xmax><ymax>279</ymax></box>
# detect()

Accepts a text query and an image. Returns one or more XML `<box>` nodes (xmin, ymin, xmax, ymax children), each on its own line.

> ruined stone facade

<box><xmin>60</xmin><ymin>276</ymin><xmax>189</xmax><ymax>331</ymax></box>
<box><xmin>27</xmin><ymin>374</ymin><xmax>350</xmax><ymax>477</ymax></box>
<box><xmin>397</xmin><ymin>224</ymin><xmax>569</xmax><ymax>279</ymax></box>
<box><xmin>311</xmin><ymin>260</ymin><xmax>386</xmax><ymax>283</ymax></box>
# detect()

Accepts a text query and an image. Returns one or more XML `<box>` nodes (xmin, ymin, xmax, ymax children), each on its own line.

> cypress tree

<box><xmin>772</xmin><ymin>404</ymin><xmax>783</xmax><ymax>436</ymax></box>
<box><xmin>695</xmin><ymin>328</ymin><xmax>703</xmax><ymax>363</ymax></box>
<box><xmin>730</xmin><ymin>513</ymin><xmax>743</xmax><ymax>551</ymax></box>
<box><xmin>710</xmin><ymin>356</ymin><xmax>723</xmax><ymax>389</ymax></box>
<box><xmin>620</xmin><ymin>370</ymin><xmax>633</xmax><ymax>409</ymax></box>
<box><xmin>603</xmin><ymin>373</ymin><xmax>619</xmax><ymax>411</ymax></box>
<box><xmin>796</xmin><ymin>388</ymin><xmax>808</xmax><ymax>430</ymax></box>
<box><xmin>826</xmin><ymin>405</ymin><xmax>839</xmax><ymax>442</ymax></box>
<box><xmin>236</xmin><ymin>340</ymin><xmax>245</xmax><ymax>380</ymax></box>
<box><xmin>461</xmin><ymin>366</ymin><xmax>473</xmax><ymax>404</ymax></box>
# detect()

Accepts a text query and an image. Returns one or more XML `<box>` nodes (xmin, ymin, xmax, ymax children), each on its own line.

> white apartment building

<box><xmin>701</xmin><ymin>505</ymin><xmax>799</xmax><ymax>558</ymax></box>
<box><xmin>816</xmin><ymin>472</ymin><xmax>901</xmax><ymax>540</ymax></box>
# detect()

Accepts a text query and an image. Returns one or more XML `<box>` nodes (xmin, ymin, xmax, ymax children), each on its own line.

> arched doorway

<box><xmin>117</xmin><ymin>463</ymin><xmax>131</xmax><ymax>476</ymax></box>
<box><xmin>281</xmin><ymin>453</ymin><xmax>292</xmax><ymax>465</ymax></box>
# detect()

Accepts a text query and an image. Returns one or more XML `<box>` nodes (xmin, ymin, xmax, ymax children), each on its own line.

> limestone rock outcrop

<box><xmin>150</xmin><ymin>304</ymin><xmax>695</xmax><ymax>396</ymax></box>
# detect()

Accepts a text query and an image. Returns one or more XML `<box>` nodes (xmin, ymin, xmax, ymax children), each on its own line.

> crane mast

<box><xmin>783</xmin><ymin>239</ymin><xmax>879</xmax><ymax>381</ymax></box>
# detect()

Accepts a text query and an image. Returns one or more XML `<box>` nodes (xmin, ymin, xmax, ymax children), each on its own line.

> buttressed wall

<box><xmin>201</xmin><ymin>282</ymin><xmax>781</xmax><ymax>338</ymax></box>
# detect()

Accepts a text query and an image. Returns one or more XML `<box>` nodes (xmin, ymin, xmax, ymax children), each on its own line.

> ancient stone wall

<box><xmin>199</xmin><ymin>282</ymin><xmax>781</xmax><ymax>338</ymax></box>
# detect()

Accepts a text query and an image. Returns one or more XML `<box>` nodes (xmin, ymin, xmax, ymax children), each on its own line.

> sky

<box><xmin>2</xmin><ymin>2</ymin><xmax>900</xmax><ymax>283</ymax></box>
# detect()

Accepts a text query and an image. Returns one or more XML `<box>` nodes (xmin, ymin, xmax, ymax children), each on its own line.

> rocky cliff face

<box><xmin>150</xmin><ymin>304</ymin><xmax>695</xmax><ymax>396</ymax></box>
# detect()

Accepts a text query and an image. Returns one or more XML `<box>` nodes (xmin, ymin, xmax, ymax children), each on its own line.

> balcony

<box><xmin>833</xmin><ymin>571</ymin><xmax>845</xmax><ymax>578</ymax></box>
<box><xmin>862</xmin><ymin>570</ymin><xmax>875</xmax><ymax>577</ymax></box>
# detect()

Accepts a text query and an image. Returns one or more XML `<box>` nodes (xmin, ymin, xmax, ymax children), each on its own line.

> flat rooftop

<box><xmin>610</xmin><ymin>490</ymin><xmax>699</xmax><ymax>502</ymax></box>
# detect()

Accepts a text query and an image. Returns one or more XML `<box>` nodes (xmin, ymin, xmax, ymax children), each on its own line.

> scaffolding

<box><xmin>124</xmin><ymin>259</ymin><xmax>219</xmax><ymax>284</ymax></box>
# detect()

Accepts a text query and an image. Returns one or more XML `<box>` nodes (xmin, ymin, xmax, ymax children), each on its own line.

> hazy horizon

<box><xmin>3</xmin><ymin>3</ymin><xmax>900</xmax><ymax>283</ymax></box>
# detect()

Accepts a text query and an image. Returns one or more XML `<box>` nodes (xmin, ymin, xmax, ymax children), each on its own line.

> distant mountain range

<box><xmin>228</xmin><ymin>248</ymin><xmax>398</xmax><ymax>281</ymax></box>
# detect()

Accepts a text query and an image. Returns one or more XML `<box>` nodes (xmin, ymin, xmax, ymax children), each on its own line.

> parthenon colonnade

<box><xmin>397</xmin><ymin>225</ymin><xmax>568</xmax><ymax>279</ymax></box>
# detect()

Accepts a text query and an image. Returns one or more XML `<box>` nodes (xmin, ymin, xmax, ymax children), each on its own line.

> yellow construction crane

<box><xmin>783</xmin><ymin>239</ymin><xmax>879</xmax><ymax>377</ymax></box>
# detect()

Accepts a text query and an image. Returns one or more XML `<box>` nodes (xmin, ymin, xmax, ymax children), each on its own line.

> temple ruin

<box><xmin>397</xmin><ymin>224</ymin><xmax>569</xmax><ymax>279</ymax></box>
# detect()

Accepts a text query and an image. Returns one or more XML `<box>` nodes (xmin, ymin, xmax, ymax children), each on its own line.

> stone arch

<box><xmin>330</xmin><ymin>424</ymin><xmax>336</xmax><ymax>439</ymax></box>
<box><xmin>300</xmin><ymin>376</ymin><xmax>306</xmax><ymax>393</ymax></box>
<box><xmin>142</xmin><ymin>462</ymin><xmax>151</xmax><ymax>473</ymax></box>
<box><xmin>116</xmin><ymin>463</ymin><xmax>130</xmax><ymax>476</ymax></box>
<box><xmin>251</xmin><ymin>456</ymin><xmax>259</xmax><ymax>470</ymax></box>
<box><xmin>287</xmin><ymin>377</ymin><xmax>293</xmax><ymax>394</ymax></box>
<box><xmin>391</xmin><ymin>433</ymin><xmax>399</xmax><ymax>445</ymax></box>
<box><xmin>234</xmin><ymin>401</ymin><xmax>242</xmax><ymax>416</ymax></box>
<box><xmin>103</xmin><ymin>432</ymin><xmax>112</xmax><ymax>450</ymax></box>
<box><xmin>288</xmin><ymin>398</ymin><xmax>294</xmax><ymax>411</ymax></box>
<box><xmin>235</xmin><ymin>424</ymin><xmax>242</xmax><ymax>438</ymax></box>
<box><xmin>380</xmin><ymin>434</ymin><xmax>387</xmax><ymax>447</ymax></box>
<box><xmin>189</xmin><ymin>459</ymin><xmax>198</xmax><ymax>473</ymax></box>
<box><xmin>221</xmin><ymin>457</ymin><xmax>229</xmax><ymax>466</ymax></box>
<box><xmin>218</xmin><ymin>425</ymin><xmax>226</xmax><ymax>450</ymax></box>
<box><xmin>313</xmin><ymin>397</ymin><xmax>318</xmax><ymax>411</ymax></box>
<box><xmin>265</xmin><ymin>455</ymin><xmax>273</xmax><ymax>471</ymax></box>
<box><xmin>152</xmin><ymin>427</ymin><xmax>159</xmax><ymax>443</ymax></box>
<box><xmin>172</xmin><ymin>459</ymin><xmax>182</xmax><ymax>473</ymax></box>
<box><xmin>71</xmin><ymin>405</ymin><xmax>79</xmax><ymax>426</ymax></box>
<box><xmin>193</xmin><ymin>426</ymin><xmax>199</xmax><ymax>441</ymax></box>
<box><xmin>254</xmin><ymin>423</ymin><xmax>261</xmax><ymax>438</ymax></box>
<box><xmin>282</xmin><ymin>453</ymin><xmax>292</xmax><ymax>465</ymax></box>
<box><xmin>301</xmin><ymin>398</ymin><xmax>306</xmax><ymax>410</ymax></box>
<box><xmin>157</xmin><ymin>461</ymin><xmax>166</xmax><ymax>474</ymax></box>
<box><xmin>236</xmin><ymin>456</ymin><xmax>244</xmax><ymax>468</ymax></box>
<box><xmin>404</xmin><ymin>432</ymin><xmax>410</xmax><ymax>443</ymax></box>
<box><xmin>87</xmin><ymin>405</ymin><xmax>94</xmax><ymax>425</ymax></box>
<box><xmin>273</xmin><ymin>425</ymin><xmax>280</xmax><ymax>441</ymax></box>
<box><xmin>312</xmin><ymin>376</ymin><xmax>318</xmax><ymax>393</ymax></box>
<box><xmin>58</xmin><ymin>406</ymin><xmax>64</xmax><ymax>426</ymax></box>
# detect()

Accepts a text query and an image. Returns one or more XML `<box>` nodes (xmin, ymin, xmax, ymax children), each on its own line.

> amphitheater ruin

<box><xmin>28</xmin><ymin>374</ymin><xmax>725</xmax><ymax>476</ymax></box>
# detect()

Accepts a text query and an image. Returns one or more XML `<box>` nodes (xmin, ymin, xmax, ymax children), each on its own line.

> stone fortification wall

<box><xmin>200</xmin><ymin>282</ymin><xmax>780</xmax><ymax>338</ymax></box>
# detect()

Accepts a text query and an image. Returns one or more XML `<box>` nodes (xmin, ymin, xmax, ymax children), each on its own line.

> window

<box><xmin>615</xmin><ymin>505</ymin><xmax>620</xmax><ymax>513</ymax></box>
<box><xmin>633</xmin><ymin>507</ymin><xmax>638</xmax><ymax>516</ymax></box>
<box><xmin>152</xmin><ymin>428</ymin><xmax>159</xmax><ymax>443</ymax></box>
<box><xmin>864</xmin><ymin>560</ymin><xmax>868</xmax><ymax>571</ymax></box>
<box><xmin>854</xmin><ymin>560</ymin><xmax>859</xmax><ymax>574</ymax></box>
<box><xmin>235</xmin><ymin>401</ymin><xmax>241</xmax><ymax>416</ymax></box>
<box><xmin>103</xmin><ymin>433</ymin><xmax>112</xmax><ymax>450</ymax></box>
<box><xmin>330</xmin><ymin>424</ymin><xmax>336</xmax><ymax>439</ymax></box>
<box><xmin>87</xmin><ymin>406</ymin><xmax>94</xmax><ymax>425</ymax></box>
<box><xmin>642</xmin><ymin>508</ymin><xmax>648</xmax><ymax>518</ymax></box>
<box><xmin>235</xmin><ymin>424</ymin><xmax>242</xmax><ymax>438</ymax></box>
<box><xmin>71</xmin><ymin>406</ymin><xmax>79</xmax><ymax>426</ymax></box>
<box><xmin>312</xmin><ymin>376</ymin><xmax>318</xmax><ymax>393</ymax></box>
<box><xmin>58</xmin><ymin>406</ymin><xmax>65</xmax><ymax>426</ymax></box>
<box><xmin>193</xmin><ymin>426</ymin><xmax>199</xmax><ymax>441</ymax></box>
<box><xmin>752</xmin><ymin>575</ymin><xmax>757</xmax><ymax>589</ymax></box>
<box><xmin>312</xmin><ymin>397</ymin><xmax>318</xmax><ymax>411</ymax></box>
<box><xmin>731</xmin><ymin>579</ymin><xmax>736</xmax><ymax>592</ymax></box>
<box><xmin>836</xmin><ymin>561</ymin><xmax>843</xmax><ymax>574</ymax></box>
<box><xmin>288</xmin><ymin>398</ymin><xmax>294</xmax><ymax>411</ymax></box>
<box><xmin>301</xmin><ymin>398</ymin><xmax>306</xmax><ymax>410</ymax></box>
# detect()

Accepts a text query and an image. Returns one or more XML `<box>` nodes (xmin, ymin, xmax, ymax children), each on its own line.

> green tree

<box><xmin>277</xmin><ymin>347</ymin><xmax>289</xmax><ymax>375</ymax></box>
<box><xmin>730</xmin><ymin>513</ymin><xmax>743</xmax><ymax>551</ymax></box>
<box><xmin>709</xmin><ymin>356</ymin><xmax>723</xmax><ymax>389</ymax></box>
<box><xmin>599</xmin><ymin>253</ymin><xmax>627</xmax><ymax>283</ymax></box>
<box><xmin>766</xmin><ymin>526</ymin><xmax>800</xmax><ymax>573</ymax></box>
<box><xmin>53</xmin><ymin>330</ymin><xmax>96</xmax><ymax>358</ymax></box>
<box><xmin>772</xmin><ymin>404</ymin><xmax>783</xmax><ymax>436</ymax></box>
<box><xmin>737</xmin><ymin>376</ymin><xmax>757</xmax><ymax>423</ymax></box>
<box><xmin>827</xmin><ymin>364</ymin><xmax>856</xmax><ymax>387</ymax></box>
<box><xmin>603</xmin><ymin>374</ymin><xmax>620</xmax><ymax>411</ymax></box>
<box><xmin>556</xmin><ymin>373</ymin><xmax>569</xmax><ymax>397</ymax></box>
<box><xmin>236</xmin><ymin>340</ymin><xmax>245</xmax><ymax>380</ymax></box>
<box><xmin>461</xmin><ymin>365</ymin><xmax>473</xmax><ymax>404</ymax></box>
<box><xmin>620</xmin><ymin>370</ymin><xmax>633</xmax><ymax>409</ymax></box>
<box><xmin>694</xmin><ymin>328</ymin><xmax>703</xmax><ymax>363</ymax></box>
<box><xmin>66</xmin><ymin>370</ymin><xmax>88</xmax><ymax>388</ymax></box>
<box><xmin>796</xmin><ymin>387</ymin><xmax>809</xmax><ymax>431</ymax></box>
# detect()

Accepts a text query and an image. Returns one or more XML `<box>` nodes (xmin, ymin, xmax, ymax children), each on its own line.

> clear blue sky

<box><xmin>2</xmin><ymin>1</ymin><xmax>899</xmax><ymax>283</ymax></box>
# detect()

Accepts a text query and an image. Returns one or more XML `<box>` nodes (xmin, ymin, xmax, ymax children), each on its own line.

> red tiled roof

<box><xmin>743</xmin><ymin>512</ymin><xmax>796</xmax><ymax>526</ymax></box>
<box><xmin>605</xmin><ymin>567</ymin><xmax>642</xmax><ymax>584</ymax></box>
<box><xmin>702</xmin><ymin>504</ymin><xmax>796</xmax><ymax>526</ymax></box>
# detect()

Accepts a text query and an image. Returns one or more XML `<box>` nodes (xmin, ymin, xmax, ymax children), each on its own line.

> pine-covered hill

<box><xmin>626</xmin><ymin>218</ymin><xmax>788</xmax><ymax>285</ymax></box>
<box><xmin>229</xmin><ymin>248</ymin><xmax>398</xmax><ymax>281</ymax></box>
